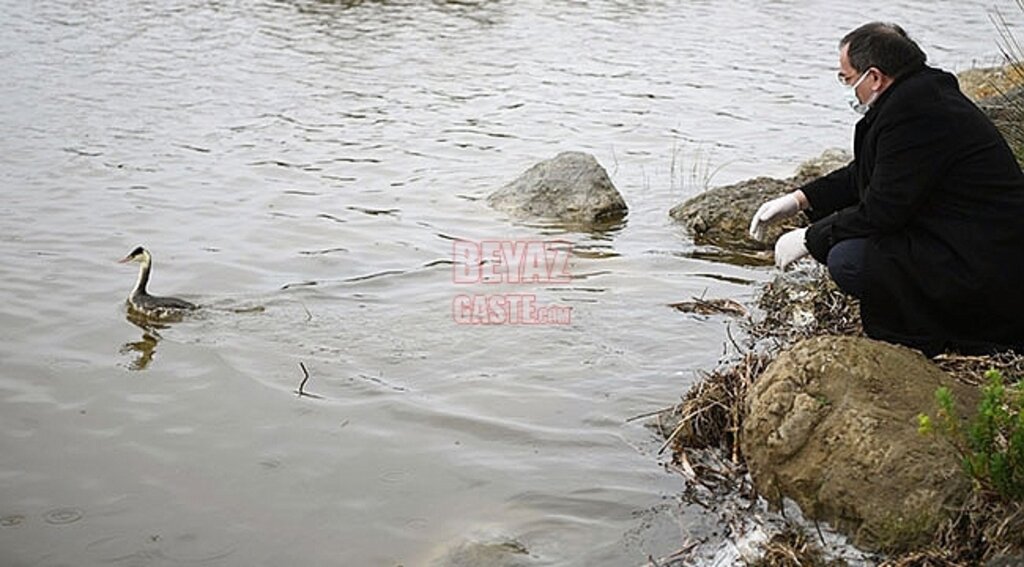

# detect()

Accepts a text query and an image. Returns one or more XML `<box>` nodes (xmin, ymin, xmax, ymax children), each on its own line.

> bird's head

<box><xmin>119</xmin><ymin>246</ymin><xmax>151</xmax><ymax>265</ymax></box>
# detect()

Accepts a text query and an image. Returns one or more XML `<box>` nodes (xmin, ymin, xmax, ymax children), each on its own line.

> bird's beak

<box><xmin>118</xmin><ymin>255</ymin><xmax>133</xmax><ymax>264</ymax></box>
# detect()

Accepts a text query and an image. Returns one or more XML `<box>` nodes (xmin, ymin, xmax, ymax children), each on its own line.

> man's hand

<box><xmin>775</xmin><ymin>228</ymin><xmax>810</xmax><ymax>270</ymax></box>
<box><xmin>749</xmin><ymin>191</ymin><xmax>805</xmax><ymax>241</ymax></box>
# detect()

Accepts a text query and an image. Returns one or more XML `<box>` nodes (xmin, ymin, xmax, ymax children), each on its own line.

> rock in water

<box><xmin>741</xmin><ymin>335</ymin><xmax>978</xmax><ymax>553</ymax></box>
<box><xmin>669</xmin><ymin>176</ymin><xmax>796</xmax><ymax>251</ymax></box>
<box><xmin>668</xmin><ymin>148</ymin><xmax>851</xmax><ymax>255</ymax></box>
<box><xmin>487</xmin><ymin>151</ymin><xmax>627</xmax><ymax>225</ymax></box>
<box><xmin>430</xmin><ymin>536</ymin><xmax>536</xmax><ymax>567</ymax></box>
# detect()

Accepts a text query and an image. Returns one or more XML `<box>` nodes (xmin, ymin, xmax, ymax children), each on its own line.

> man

<box><xmin>749</xmin><ymin>22</ymin><xmax>1024</xmax><ymax>356</ymax></box>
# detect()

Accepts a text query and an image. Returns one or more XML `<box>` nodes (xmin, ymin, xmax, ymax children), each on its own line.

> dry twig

<box><xmin>296</xmin><ymin>362</ymin><xmax>324</xmax><ymax>399</ymax></box>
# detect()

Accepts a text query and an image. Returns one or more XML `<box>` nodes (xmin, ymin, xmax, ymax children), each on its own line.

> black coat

<box><xmin>801</xmin><ymin>66</ymin><xmax>1024</xmax><ymax>356</ymax></box>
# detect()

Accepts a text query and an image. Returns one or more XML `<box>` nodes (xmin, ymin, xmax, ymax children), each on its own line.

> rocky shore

<box><xmin>649</xmin><ymin>65</ymin><xmax>1024</xmax><ymax>566</ymax></box>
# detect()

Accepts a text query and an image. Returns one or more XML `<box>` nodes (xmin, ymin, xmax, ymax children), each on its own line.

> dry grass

<box><xmin>668</xmin><ymin>351</ymin><xmax>772</xmax><ymax>463</ymax></box>
<box><xmin>669</xmin><ymin>296</ymin><xmax>748</xmax><ymax>318</ymax></box>
<box><xmin>744</xmin><ymin>266</ymin><xmax>863</xmax><ymax>345</ymax></box>
<box><xmin>933</xmin><ymin>351</ymin><xmax>1024</xmax><ymax>387</ymax></box>
<box><xmin>879</xmin><ymin>490</ymin><xmax>1024</xmax><ymax>566</ymax></box>
<box><xmin>749</xmin><ymin>524</ymin><xmax>837</xmax><ymax>567</ymax></box>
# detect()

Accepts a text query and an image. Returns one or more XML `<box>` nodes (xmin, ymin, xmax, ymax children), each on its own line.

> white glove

<box><xmin>774</xmin><ymin>228</ymin><xmax>810</xmax><ymax>270</ymax></box>
<box><xmin>749</xmin><ymin>192</ymin><xmax>802</xmax><ymax>241</ymax></box>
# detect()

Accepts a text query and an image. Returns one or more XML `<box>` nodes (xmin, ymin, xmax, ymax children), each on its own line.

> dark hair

<box><xmin>841</xmin><ymin>22</ymin><xmax>927</xmax><ymax>78</ymax></box>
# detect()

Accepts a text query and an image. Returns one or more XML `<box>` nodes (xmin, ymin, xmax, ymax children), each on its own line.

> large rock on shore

<box><xmin>958</xmin><ymin>65</ymin><xmax>1023</xmax><ymax>102</ymax></box>
<box><xmin>958</xmin><ymin>65</ymin><xmax>1024</xmax><ymax>166</ymax></box>
<box><xmin>669</xmin><ymin>149</ymin><xmax>850</xmax><ymax>255</ymax></box>
<box><xmin>741</xmin><ymin>335</ymin><xmax>978</xmax><ymax>553</ymax></box>
<box><xmin>488</xmin><ymin>151</ymin><xmax>627</xmax><ymax>226</ymax></box>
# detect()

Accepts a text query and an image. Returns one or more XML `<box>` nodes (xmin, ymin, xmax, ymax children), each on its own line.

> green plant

<box><xmin>918</xmin><ymin>369</ymin><xmax>1024</xmax><ymax>501</ymax></box>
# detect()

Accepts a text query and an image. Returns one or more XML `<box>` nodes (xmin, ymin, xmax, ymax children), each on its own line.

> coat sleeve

<box><xmin>799</xmin><ymin>162</ymin><xmax>858</xmax><ymax>221</ymax></box>
<box><xmin>805</xmin><ymin>108</ymin><xmax>952</xmax><ymax>262</ymax></box>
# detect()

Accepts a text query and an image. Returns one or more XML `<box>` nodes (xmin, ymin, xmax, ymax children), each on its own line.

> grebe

<box><xmin>119</xmin><ymin>246</ymin><xmax>197</xmax><ymax>316</ymax></box>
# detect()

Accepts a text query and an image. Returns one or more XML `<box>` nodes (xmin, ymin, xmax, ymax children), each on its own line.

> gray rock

<box><xmin>790</xmin><ymin>148</ymin><xmax>853</xmax><ymax>187</ymax></box>
<box><xmin>741</xmin><ymin>335</ymin><xmax>978</xmax><ymax>553</ymax></box>
<box><xmin>430</xmin><ymin>536</ymin><xmax>536</xmax><ymax>567</ymax></box>
<box><xmin>488</xmin><ymin>151</ymin><xmax>627</xmax><ymax>225</ymax></box>
<box><xmin>669</xmin><ymin>176</ymin><xmax>796</xmax><ymax>252</ymax></box>
<box><xmin>669</xmin><ymin>149</ymin><xmax>851</xmax><ymax>256</ymax></box>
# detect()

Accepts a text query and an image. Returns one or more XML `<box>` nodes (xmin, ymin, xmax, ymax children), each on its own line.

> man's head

<box><xmin>840</xmin><ymin>22</ymin><xmax>927</xmax><ymax>78</ymax></box>
<box><xmin>838</xmin><ymin>22</ymin><xmax>927</xmax><ymax>111</ymax></box>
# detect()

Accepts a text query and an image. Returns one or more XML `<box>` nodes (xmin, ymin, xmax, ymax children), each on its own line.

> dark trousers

<box><xmin>826</xmin><ymin>238</ymin><xmax>867</xmax><ymax>299</ymax></box>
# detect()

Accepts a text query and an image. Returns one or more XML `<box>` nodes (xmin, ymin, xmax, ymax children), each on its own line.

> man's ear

<box><xmin>874</xmin><ymin>68</ymin><xmax>896</xmax><ymax>90</ymax></box>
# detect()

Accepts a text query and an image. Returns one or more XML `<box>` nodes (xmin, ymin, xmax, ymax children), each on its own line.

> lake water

<box><xmin>0</xmin><ymin>1</ymin><xmax>1013</xmax><ymax>565</ymax></box>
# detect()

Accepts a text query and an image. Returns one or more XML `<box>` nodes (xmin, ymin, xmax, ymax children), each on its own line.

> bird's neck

<box><xmin>133</xmin><ymin>259</ymin><xmax>151</xmax><ymax>297</ymax></box>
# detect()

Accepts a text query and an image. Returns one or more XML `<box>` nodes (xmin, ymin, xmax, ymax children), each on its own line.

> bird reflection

<box><xmin>120</xmin><ymin>310</ymin><xmax>170</xmax><ymax>371</ymax></box>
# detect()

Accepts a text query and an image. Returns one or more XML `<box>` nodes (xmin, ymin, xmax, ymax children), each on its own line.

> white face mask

<box><xmin>846</xmin><ymin>69</ymin><xmax>878</xmax><ymax>115</ymax></box>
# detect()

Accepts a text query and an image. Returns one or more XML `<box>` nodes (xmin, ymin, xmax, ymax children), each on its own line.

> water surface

<box><xmin>0</xmin><ymin>1</ymin><xmax>1011</xmax><ymax>564</ymax></box>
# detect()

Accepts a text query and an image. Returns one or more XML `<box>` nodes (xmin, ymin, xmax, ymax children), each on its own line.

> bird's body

<box><xmin>119</xmin><ymin>246</ymin><xmax>197</xmax><ymax>318</ymax></box>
